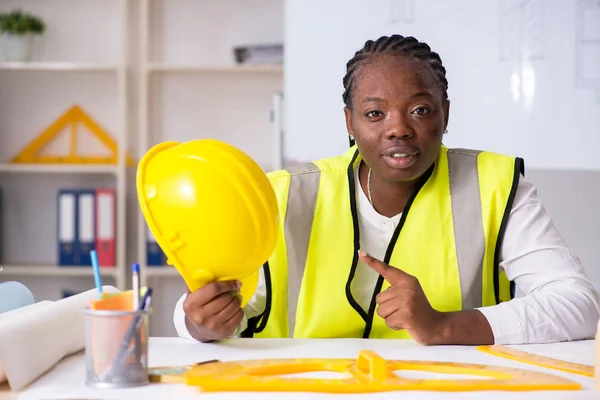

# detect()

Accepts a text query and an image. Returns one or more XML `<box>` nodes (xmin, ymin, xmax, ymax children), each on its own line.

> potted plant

<box><xmin>0</xmin><ymin>9</ymin><xmax>45</xmax><ymax>62</ymax></box>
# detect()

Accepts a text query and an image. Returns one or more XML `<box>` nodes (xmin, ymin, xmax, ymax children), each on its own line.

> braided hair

<box><xmin>342</xmin><ymin>34</ymin><xmax>448</xmax><ymax>108</ymax></box>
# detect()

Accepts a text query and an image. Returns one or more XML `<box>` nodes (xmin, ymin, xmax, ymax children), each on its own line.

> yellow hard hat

<box><xmin>136</xmin><ymin>139</ymin><xmax>279</xmax><ymax>306</ymax></box>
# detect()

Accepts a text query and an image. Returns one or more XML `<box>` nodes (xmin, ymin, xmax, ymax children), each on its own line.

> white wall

<box><xmin>284</xmin><ymin>0</ymin><xmax>600</xmax><ymax>169</ymax></box>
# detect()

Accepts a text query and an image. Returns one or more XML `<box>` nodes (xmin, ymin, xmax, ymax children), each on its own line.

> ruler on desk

<box><xmin>477</xmin><ymin>345</ymin><xmax>594</xmax><ymax>377</ymax></box>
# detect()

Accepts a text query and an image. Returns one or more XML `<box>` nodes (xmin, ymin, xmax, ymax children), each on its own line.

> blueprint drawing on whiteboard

<box><xmin>575</xmin><ymin>0</ymin><xmax>600</xmax><ymax>102</ymax></box>
<box><xmin>499</xmin><ymin>0</ymin><xmax>544</xmax><ymax>62</ymax></box>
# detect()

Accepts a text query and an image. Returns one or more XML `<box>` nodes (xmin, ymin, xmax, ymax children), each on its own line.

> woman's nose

<box><xmin>384</xmin><ymin>113</ymin><xmax>414</xmax><ymax>139</ymax></box>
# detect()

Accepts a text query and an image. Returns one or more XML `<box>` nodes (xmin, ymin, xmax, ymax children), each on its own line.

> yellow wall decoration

<box><xmin>11</xmin><ymin>105</ymin><xmax>134</xmax><ymax>165</ymax></box>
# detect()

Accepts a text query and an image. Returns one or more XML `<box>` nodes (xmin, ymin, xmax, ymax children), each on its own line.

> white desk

<box><xmin>6</xmin><ymin>338</ymin><xmax>599</xmax><ymax>399</ymax></box>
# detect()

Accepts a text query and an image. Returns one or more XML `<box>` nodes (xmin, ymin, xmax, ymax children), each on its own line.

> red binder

<box><xmin>95</xmin><ymin>188</ymin><xmax>116</xmax><ymax>267</ymax></box>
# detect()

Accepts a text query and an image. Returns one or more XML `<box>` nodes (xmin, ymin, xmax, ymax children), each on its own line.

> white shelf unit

<box><xmin>135</xmin><ymin>0</ymin><xmax>283</xmax><ymax>335</ymax></box>
<box><xmin>147</xmin><ymin>63</ymin><xmax>283</xmax><ymax>74</ymax></box>
<box><xmin>0</xmin><ymin>62</ymin><xmax>120</xmax><ymax>72</ymax></box>
<box><xmin>0</xmin><ymin>164</ymin><xmax>119</xmax><ymax>175</ymax></box>
<box><xmin>0</xmin><ymin>0</ymin><xmax>130</xmax><ymax>293</ymax></box>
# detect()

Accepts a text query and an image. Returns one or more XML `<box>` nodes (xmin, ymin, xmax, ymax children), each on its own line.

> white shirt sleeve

<box><xmin>477</xmin><ymin>178</ymin><xmax>600</xmax><ymax>344</ymax></box>
<box><xmin>173</xmin><ymin>268</ymin><xmax>267</xmax><ymax>341</ymax></box>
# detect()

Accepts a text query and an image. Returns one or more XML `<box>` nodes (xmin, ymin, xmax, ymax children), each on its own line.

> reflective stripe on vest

<box><xmin>283</xmin><ymin>162</ymin><xmax>321</xmax><ymax>334</ymax></box>
<box><xmin>283</xmin><ymin>149</ymin><xmax>488</xmax><ymax>335</ymax></box>
<box><xmin>447</xmin><ymin>149</ymin><xmax>484</xmax><ymax>310</ymax></box>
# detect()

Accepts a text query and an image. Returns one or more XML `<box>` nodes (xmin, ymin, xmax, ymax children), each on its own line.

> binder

<box><xmin>77</xmin><ymin>189</ymin><xmax>96</xmax><ymax>266</ymax></box>
<box><xmin>62</xmin><ymin>289</ymin><xmax>79</xmax><ymax>298</ymax></box>
<box><xmin>95</xmin><ymin>188</ymin><xmax>116</xmax><ymax>267</ymax></box>
<box><xmin>57</xmin><ymin>189</ymin><xmax>77</xmax><ymax>266</ymax></box>
<box><xmin>147</xmin><ymin>226</ymin><xmax>167</xmax><ymax>266</ymax></box>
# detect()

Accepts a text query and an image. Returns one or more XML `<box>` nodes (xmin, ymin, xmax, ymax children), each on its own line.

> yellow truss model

<box><xmin>11</xmin><ymin>105</ymin><xmax>134</xmax><ymax>165</ymax></box>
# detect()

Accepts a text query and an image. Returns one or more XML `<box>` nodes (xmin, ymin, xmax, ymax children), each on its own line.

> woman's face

<box><xmin>344</xmin><ymin>54</ymin><xmax>449</xmax><ymax>183</ymax></box>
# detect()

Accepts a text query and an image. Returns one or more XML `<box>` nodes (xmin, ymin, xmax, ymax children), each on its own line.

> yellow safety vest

<box><xmin>242</xmin><ymin>145</ymin><xmax>524</xmax><ymax>339</ymax></box>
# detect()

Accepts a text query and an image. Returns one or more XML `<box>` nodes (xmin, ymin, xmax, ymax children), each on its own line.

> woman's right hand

<box><xmin>182</xmin><ymin>280</ymin><xmax>244</xmax><ymax>342</ymax></box>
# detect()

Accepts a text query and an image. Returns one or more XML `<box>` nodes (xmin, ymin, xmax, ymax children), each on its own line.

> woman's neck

<box><xmin>358</xmin><ymin>161</ymin><xmax>415</xmax><ymax>218</ymax></box>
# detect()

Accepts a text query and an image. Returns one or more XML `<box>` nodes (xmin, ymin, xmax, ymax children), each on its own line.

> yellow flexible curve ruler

<box><xmin>477</xmin><ymin>345</ymin><xmax>594</xmax><ymax>377</ymax></box>
<box><xmin>11</xmin><ymin>105</ymin><xmax>134</xmax><ymax>165</ymax></box>
<box><xmin>184</xmin><ymin>350</ymin><xmax>582</xmax><ymax>393</ymax></box>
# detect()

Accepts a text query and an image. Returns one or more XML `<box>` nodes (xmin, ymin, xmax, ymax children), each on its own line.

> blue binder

<box><xmin>76</xmin><ymin>189</ymin><xmax>96</xmax><ymax>266</ymax></box>
<box><xmin>61</xmin><ymin>289</ymin><xmax>79</xmax><ymax>298</ymax></box>
<box><xmin>57</xmin><ymin>189</ymin><xmax>77</xmax><ymax>266</ymax></box>
<box><xmin>147</xmin><ymin>226</ymin><xmax>167</xmax><ymax>266</ymax></box>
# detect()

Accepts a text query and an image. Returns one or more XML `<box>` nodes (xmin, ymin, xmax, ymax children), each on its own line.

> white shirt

<box><xmin>174</xmin><ymin>165</ymin><xmax>600</xmax><ymax>344</ymax></box>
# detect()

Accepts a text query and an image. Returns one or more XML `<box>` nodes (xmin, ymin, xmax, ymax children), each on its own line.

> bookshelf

<box><xmin>0</xmin><ymin>0</ymin><xmax>130</xmax><ymax>294</ymax></box>
<box><xmin>136</xmin><ymin>0</ymin><xmax>284</xmax><ymax>335</ymax></box>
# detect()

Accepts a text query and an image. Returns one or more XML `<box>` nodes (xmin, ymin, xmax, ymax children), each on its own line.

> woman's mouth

<box><xmin>381</xmin><ymin>147</ymin><xmax>419</xmax><ymax>169</ymax></box>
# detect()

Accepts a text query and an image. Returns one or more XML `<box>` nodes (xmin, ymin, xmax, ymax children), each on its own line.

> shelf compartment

<box><xmin>0</xmin><ymin>62</ymin><xmax>120</xmax><ymax>72</ymax></box>
<box><xmin>0</xmin><ymin>265</ymin><xmax>118</xmax><ymax>277</ymax></box>
<box><xmin>147</xmin><ymin>64</ymin><xmax>282</xmax><ymax>73</ymax></box>
<box><xmin>0</xmin><ymin>164</ymin><xmax>120</xmax><ymax>174</ymax></box>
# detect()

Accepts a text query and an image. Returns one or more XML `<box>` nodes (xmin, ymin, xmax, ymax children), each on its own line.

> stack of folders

<box><xmin>57</xmin><ymin>188</ymin><xmax>116</xmax><ymax>267</ymax></box>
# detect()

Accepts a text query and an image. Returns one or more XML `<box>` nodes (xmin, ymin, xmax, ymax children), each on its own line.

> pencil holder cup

<box><xmin>84</xmin><ymin>308</ymin><xmax>151</xmax><ymax>388</ymax></box>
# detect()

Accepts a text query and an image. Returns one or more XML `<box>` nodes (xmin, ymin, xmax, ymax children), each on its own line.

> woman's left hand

<box><xmin>358</xmin><ymin>250</ymin><xmax>447</xmax><ymax>345</ymax></box>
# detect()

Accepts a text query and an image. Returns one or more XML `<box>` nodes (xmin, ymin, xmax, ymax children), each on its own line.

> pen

<box><xmin>132</xmin><ymin>263</ymin><xmax>140</xmax><ymax>310</ymax></box>
<box><xmin>90</xmin><ymin>250</ymin><xmax>102</xmax><ymax>298</ymax></box>
<box><xmin>107</xmin><ymin>288</ymin><xmax>153</xmax><ymax>378</ymax></box>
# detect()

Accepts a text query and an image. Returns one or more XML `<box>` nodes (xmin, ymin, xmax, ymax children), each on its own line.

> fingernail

<box><xmin>358</xmin><ymin>250</ymin><xmax>367</xmax><ymax>258</ymax></box>
<box><xmin>236</xmin><ymin>280</ymin><xmax>242</xmax><ymax>289</ymax></box>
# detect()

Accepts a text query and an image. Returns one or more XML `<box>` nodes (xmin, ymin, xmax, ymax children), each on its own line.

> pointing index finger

<box><xmin>358</xmin><ymin>250</ymin><xmax>406</xmax><ymax>285</ymax></box>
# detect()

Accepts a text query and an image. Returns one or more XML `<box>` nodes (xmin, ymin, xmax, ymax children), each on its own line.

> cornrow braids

<box><xmin>342</xmin><ymin>34</ymin><xmax>448</xmax><ymax>107</ymax></box>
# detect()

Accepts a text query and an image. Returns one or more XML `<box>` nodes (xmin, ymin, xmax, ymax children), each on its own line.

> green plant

<box><xmin>0</xmin><ymin>9</ymin><xmax>45</xmax><ymax>35</ymax></box>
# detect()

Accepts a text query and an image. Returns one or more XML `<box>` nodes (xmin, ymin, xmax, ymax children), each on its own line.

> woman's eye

<box><xmin>366</xmin><ymin>110</ymin><xmax>383</xmax><ymax>118</ymax></box>
<box><xmin>412</xmin><ymin>107</ymin><xmax>430</xmax><ymax>115</ymax></box>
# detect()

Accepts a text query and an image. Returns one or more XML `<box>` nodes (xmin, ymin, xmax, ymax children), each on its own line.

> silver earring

<box><xmin>350</xmin><ymin>135</ymin><xmax>355</xmax><ymax>140</ymax></box>
<box><xmin>443</xmin><ymin>129</ymin><xmax>448</xmax><ymax>134</ymax></box>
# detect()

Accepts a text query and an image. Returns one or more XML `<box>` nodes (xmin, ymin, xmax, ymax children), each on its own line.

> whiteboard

<box><xmin>283</xmin><ymin>0</ymin><xmax>600</xmax><ymax>170</ymax></box>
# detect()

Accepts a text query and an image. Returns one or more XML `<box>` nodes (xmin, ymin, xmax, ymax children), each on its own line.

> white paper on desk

<box><xmin>0</xmin><ymin>285</ymin><xmax>120</xmax><ymax>391</ymax></box>
<box><xmin>0</xmin><ymin>300</ymin><xmax>54</xmax><ymax>383</ymax></box>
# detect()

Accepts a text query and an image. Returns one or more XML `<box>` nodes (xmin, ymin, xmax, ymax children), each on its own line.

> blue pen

<box><xmin>90</xmin><ymin>250</ymin><xmax>102</xmax><ymax>298</ymax></box>
<box><xmin>132</xmin><ymin>263</ymin><xmax>140</xmax><ymax>310</ymax></box>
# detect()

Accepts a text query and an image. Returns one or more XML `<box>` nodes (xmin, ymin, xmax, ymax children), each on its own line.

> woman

<box><xmin>174</xmin><ymin>34</ymin><xmax>599</xmax><ymax>345</ymax></box>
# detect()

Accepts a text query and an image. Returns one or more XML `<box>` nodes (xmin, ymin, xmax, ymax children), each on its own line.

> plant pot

<box><xmin>0</xmin><ymin>33</ymin><xmax>34</xmax><ymax>62</ymax></box>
